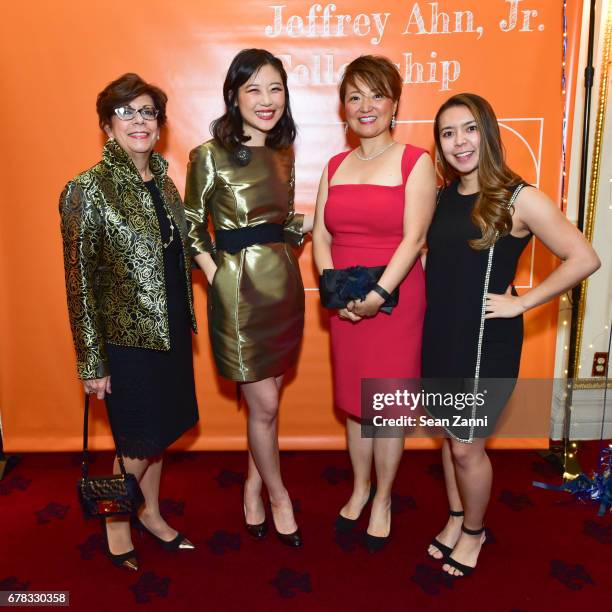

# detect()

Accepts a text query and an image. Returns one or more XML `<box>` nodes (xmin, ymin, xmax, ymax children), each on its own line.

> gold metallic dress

<box><xmin>184</xmin><ymin>139</ymin><xmax>305</xmax><ymax>382</ymax></box>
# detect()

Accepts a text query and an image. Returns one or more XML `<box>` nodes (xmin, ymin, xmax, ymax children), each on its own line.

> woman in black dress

<box><xmin>60</xmin><ymin>74</ymin><xmax>198</xmax><ymax>570</ymax></box>
<box><xmin>422</xmin><ymin>93</ymin><xmax>599</xmax><ymax>577</ymax></box>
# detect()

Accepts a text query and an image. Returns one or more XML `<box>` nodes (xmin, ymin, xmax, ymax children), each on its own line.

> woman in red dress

<box><xmin>313</xmin><ymin>56</ymin><xmax>436</xmax><ymax>552</ymax></box>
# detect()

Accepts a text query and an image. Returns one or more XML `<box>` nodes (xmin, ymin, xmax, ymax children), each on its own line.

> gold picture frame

<box><xmin>572</xmin><ymin>4</ymin><xmax>612</xmax><ymax>390</ymax></box>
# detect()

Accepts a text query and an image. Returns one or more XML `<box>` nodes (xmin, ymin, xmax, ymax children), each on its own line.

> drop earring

<box><xmin>390</xmin><ymin>114</ymin><xmax>397</xmax><ymax>129</ymax></box>
<box><xmin>344</xmin><ymin>122</ymin><xmax>348</xmax><ymax>134</ymax></box>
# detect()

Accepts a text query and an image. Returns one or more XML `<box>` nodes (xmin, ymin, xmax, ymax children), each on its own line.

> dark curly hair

<box><xmin>211</xmin><ymin>49</ymin><xmax>296</xmax><ymax>151</ymax></box>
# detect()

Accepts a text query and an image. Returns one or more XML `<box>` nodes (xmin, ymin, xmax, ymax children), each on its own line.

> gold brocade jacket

<box><xmin>59</xmin><ymin>139</ymin><xmax>196</xmax><ymax>380</ymax></box>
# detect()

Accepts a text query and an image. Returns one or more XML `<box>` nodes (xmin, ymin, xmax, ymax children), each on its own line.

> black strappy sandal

<box><xmin>427</xmin><ymin>509</ymin><xmax>464</xmax><ymax>560</ymax></box>
<box><xmin>444</xmin><ymin>524</ymin><xmax>486</xmax><ymax>578</ymax></box>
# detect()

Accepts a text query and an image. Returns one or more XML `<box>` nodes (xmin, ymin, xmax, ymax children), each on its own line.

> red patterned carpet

<box><xmin>1</xmin><ymin>448</ymin><xmax>610</xmax><ymax>611</ymax></box>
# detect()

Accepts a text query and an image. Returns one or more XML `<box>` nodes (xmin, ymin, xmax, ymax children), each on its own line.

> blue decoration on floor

<box><xmin>533</xmin><ymin>447</ymin><xmax>612</xmax><ymax>517</ymax></box>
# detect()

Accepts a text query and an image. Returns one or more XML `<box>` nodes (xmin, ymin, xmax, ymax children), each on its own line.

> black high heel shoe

<box><xmin>242</xmin><ymin>485</ymin><xmax>268</xmax><ymax>539</ymax></box>
<box><xmin>101</xmin><ymin>518</ymin><xmax>139</xmax><ymax>571</ymax></box>
<box><xmin>273</xmin><ymin>525</ymin><xmax>302</xmax><ymax>548</ymax></box>
<box><xmin>270</xmin><ymin>501</ymin><xmax>302</xmax><ymax>548</ymax></box>
<box><xmin>428</xmin><ymin>509</ymin><xmax>464</xmax><ymax>560</ymax></box>
<box><xmin>443</xmin><ymin>524</ymin><xmax>486</xmax><ymax>578</ymax></box>
<box><xmin>244</xmin><ymin>514</ymin><xmax>269</xmax><ymax>539</ymax></box>
<box><xmin>335</xmin><ymin>485</ymin><xmax>377</xmax><ymax>533</ymax></box>
<box><xmin>363</xmin><ymin>498</ymin><xmax>391</xmax><ymax>554</ymax></box>
<box><xmin>363</xmin><ymin>531</ymin><xmax>390</xmax><ymax>554</ymax></box>
<box><xmin>243</xmin><ymin>505</ymin><xmax>269</xmax><ymax>540</ymax></box>
<box><xmin>133</xmin><ymin>517</ymin><xmax>195</xmax><ymax>551</ymax></box>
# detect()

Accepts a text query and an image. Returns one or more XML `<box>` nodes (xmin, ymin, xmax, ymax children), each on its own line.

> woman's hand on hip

<box><xmin>351</xmin><ymin>291</ymin><xmax>385</xmax><ymax>318</ymax></box>
<box><xmin>485</xmin><ymin>285</ymin><xmax>526</xmax><ymax>319</ymax></box>
<box><xmin>83</xmin><ymin>376</ymin><xmax>111</xmax><ymax>400</ymax></box>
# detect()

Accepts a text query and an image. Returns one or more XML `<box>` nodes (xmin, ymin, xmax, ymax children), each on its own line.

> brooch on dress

<box><xmin>231</xmin><ymin>145</ymin><xmax>252</xmax><ymax>167</ymax></box>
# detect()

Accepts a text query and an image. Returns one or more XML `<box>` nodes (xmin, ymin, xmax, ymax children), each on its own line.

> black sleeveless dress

<box><xmin>104</xmin><ymin>180</ymin><xmax>199</xmax><ymax>459</ymax></box>
<box><xmin>421</xmin><ymin>180</ymin><xmax>532</xmax><ymax>441</ymax></box>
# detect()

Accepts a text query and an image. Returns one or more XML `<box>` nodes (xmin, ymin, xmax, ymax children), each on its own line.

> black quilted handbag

<box><xmin>76</xmin><ymin>395</ymin><xmax>144</xmax><ymax>519</ymax></box>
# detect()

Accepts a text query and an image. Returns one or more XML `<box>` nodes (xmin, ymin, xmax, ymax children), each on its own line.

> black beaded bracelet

<box><xmin>371</xmin><ymin>284</ymin><xmax>391</xmax><ymax>301</ymax></box>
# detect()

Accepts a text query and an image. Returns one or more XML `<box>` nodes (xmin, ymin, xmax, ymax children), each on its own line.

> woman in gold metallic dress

<box><xmin>185</xmin><ymin>49</ymin><xmax>313</xmax><ymax>547</ymax></box>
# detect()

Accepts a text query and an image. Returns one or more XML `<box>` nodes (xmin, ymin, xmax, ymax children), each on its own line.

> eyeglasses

<box><xmin>113</xmin><ymin>105</ymin><xmax>159</xmax><ymax>121</ymax></box>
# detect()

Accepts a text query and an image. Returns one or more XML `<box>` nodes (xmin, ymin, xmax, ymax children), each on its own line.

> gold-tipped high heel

<box><xmin>101</xmin><ymin>518</ymin><xmax>139</xmax><ymax>571</ymax></box>
<box><xmin>133</xmin><ymin>517</ymin><xmax>195</xmax><ymax>551</ymax></box>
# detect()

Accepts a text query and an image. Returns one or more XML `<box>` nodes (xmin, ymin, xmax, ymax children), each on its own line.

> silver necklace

<box><xmin>355</xmin><ymin>141</ymin><xmax>395</xmax><ymax>161</ymax></box>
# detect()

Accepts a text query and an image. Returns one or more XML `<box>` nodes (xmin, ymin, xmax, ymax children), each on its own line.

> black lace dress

<box><xmin>104</xmin><ymin>180</ymin><xmax>199</xmax><ymax>458</ymax></box>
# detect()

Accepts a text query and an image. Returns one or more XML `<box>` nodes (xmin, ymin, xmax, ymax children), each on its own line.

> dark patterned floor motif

<box><xmin>1</xmin><ymin>449</ymin><xmax>610</xmax><ymax>611</ymax></box>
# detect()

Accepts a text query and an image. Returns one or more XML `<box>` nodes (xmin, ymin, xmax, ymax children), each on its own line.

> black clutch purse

<box><xmin>77</xmin><ymin>395</ymin><xmax>144</xmax><ymax>519</ymax></box>
<box><xmin>319</xmin><ymin>265</ymin><xmax>399</xmax><ymax>315</ymax></box>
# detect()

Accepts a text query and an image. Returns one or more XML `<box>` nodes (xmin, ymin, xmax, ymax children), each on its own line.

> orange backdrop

<box><xmin>0</xmin><ymin>1</ymin><xmax>582</xmax><ymax>451</ymax></box>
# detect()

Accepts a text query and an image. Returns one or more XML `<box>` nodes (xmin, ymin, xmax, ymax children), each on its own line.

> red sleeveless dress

<box><xmin>324</xmin><ymin>144</ymin><xmax>427</xmax><ymax>417</ymax></box>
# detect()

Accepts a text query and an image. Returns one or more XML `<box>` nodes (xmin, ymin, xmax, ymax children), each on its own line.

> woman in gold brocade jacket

<box><xmin>185</xmin><ymin>49</ymin><xmax>312</xmax><ymax>547</ymax></box>
<box><xmin>60</xmin><ymin>74</ymin><xmax>198</xmax><ymax>571</ymax></box>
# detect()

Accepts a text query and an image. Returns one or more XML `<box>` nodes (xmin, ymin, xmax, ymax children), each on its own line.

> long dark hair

<box><xmin>211</xmin><ymin>49</ymin><xmax>296</xmax><ymax>151</ymax></box>
<box><xmin>434</xmin><ymin>93</ymin><xmax>524</xmax><ymax>250</ymax></box>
